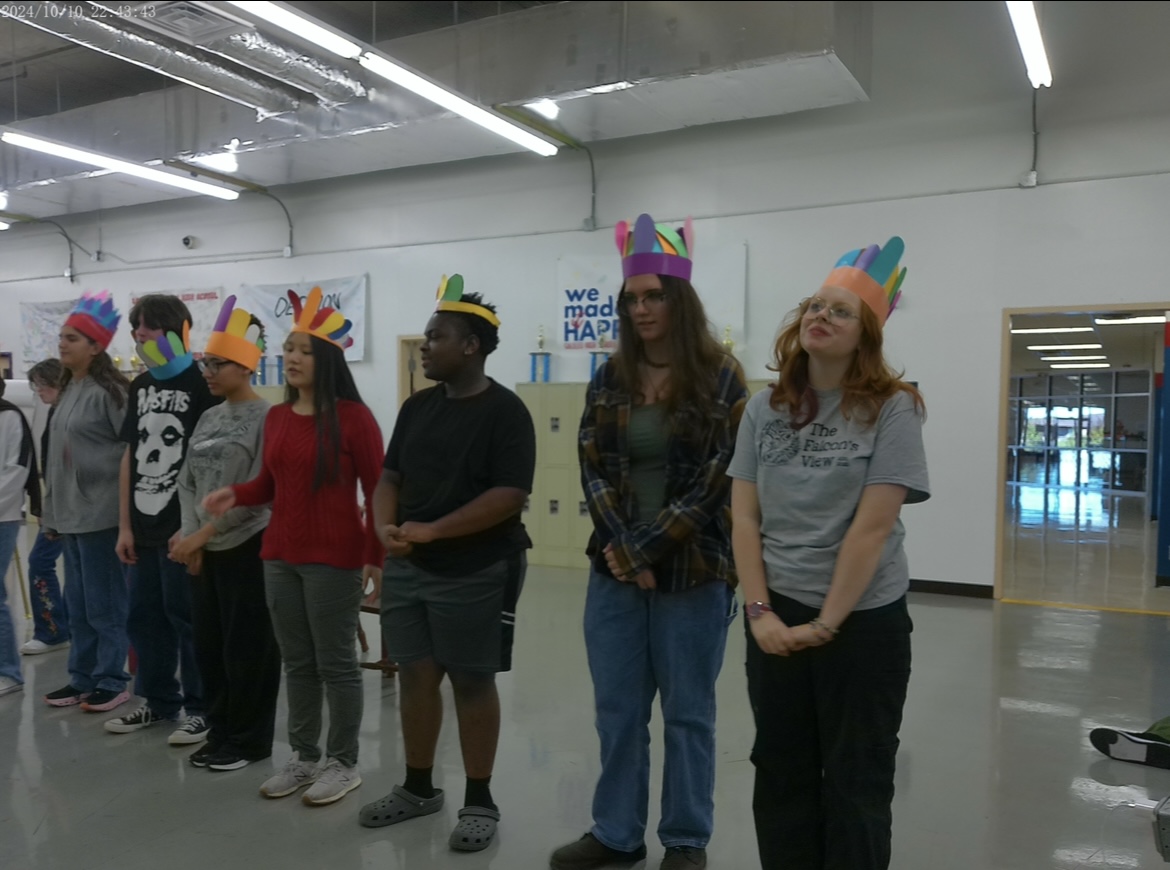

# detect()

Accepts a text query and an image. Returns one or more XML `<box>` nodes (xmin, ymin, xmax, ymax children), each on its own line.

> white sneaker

<box><xmin>20</xmin><ymin>639</ymin><xmax>70</xmax><ymax>656</ymax></box>
<box><xmin>168</xmin><ymin>714</ymin><xmax>210</xmax><ymax>745</ymax></box>
<box><xmin>0</xmin><ymin>677</ymin><xmax>23</xmax><ymax>697</ymax></box>
<box><xmin>259</xmin><ymin>752</ymin><xmax>320</xmax><ymax>799</ymax></box>
<box><xmin>302</xmin><ymin>758</ymin><xmax>361</xmax><ymax>806</ymax></box>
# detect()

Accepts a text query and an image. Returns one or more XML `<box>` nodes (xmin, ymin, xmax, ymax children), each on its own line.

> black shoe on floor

<box><xmin>1090</xmin><ymin>727</ymin><xmax>1170</xmax><ymax>768</ymax></box>
<box><xmin>189</xmin><ymin>744</ymin><xmax>222</xmax><ymax>768</ymax></box>
<box><xmin>661</xmin><ymin>846</ymin><xmax>707</xmax><ymax>870</ymax></box>
<box><xmin>550</xmin><ymin>833</ymin><xmax>647</xmax><ymax>870</ymax></box>
<box><xmin>208</xmin><ymin>748</ymin><xmax>255</xmax><ymax>771</ymax></box>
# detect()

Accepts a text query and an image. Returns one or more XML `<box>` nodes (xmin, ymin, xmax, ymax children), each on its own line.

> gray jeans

<box><xmin>264</xmin><ymin>561</ymin><xmax>364</xmax><ymax>767</ymax></box>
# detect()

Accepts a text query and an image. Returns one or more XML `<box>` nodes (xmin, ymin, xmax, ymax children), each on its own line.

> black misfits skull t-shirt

<box><xmin>120</xmin><ymin>363</ymin><xmax>219</xmax><ymax>547</ymax></box>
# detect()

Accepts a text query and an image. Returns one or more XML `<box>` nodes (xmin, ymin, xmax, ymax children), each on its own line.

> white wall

<box><xmin>2</xmin><ymin>2</ymin><xmax>1168</xmax><ymax>588</ymax></box>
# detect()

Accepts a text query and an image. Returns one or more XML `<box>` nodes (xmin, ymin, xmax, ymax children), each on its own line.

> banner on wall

<box><xmin>556</xmin><ymin>244</ymin><xmax>747</xmax><ymax>352</ymax></box>
<box><xmin>132</xmin><ymin>289</ymin><xmax>223</xmax><ymax>353</ymax></box>
<box><xmin>236</xmin><ymin>276</ymin><xmax>367</xmax><ymax>361</ymax></box>
<box><xmin>19</xmin><ymin>300</ymin><xmax>77</xmax><ymax>366</ymax></box>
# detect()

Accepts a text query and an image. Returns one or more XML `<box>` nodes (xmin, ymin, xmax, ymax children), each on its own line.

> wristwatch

<box><xmin>746</xmin><ymin>601</ymin><xmax>774</xmax><ymax>620</ymax></box>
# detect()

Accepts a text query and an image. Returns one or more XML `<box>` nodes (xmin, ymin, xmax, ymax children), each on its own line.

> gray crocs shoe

<box><xmin>358</xmin><ymin>784</ymin><xmax>445</xmax><ymax>827</ymax></box>
<box><xmin>449</xmin><ymin>806</ymin><xmax>500</xmax><ymax>852</ymax></box>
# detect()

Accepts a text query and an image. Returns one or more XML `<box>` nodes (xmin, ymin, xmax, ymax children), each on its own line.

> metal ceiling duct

<box><xmin>130</xmin><ymin>2</ymin><xmax>366</xmax><ymax>107</ymax></box>
<box><xmin>0</xmin><ymin>1</ymin><xmax>875</xmax><ymax>216</ymax></box>
<box><xmin>0</xmin><ymin>2</ymin><xmax>301</xmax><ymax>118</ymax></box>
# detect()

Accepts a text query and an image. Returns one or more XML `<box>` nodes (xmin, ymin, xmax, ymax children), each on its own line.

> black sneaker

<box><xmin>189</xmin><ymin>744</ymin><xmax>222</xmax><ymax>768</ymax></box>
<box><xmin>661</xmin><ymin>846</ymin><xmax>707</xmax><ymax>870</ymax></box>
<box><xmin>44</xmin><ymin>684</ymin><xmax>90</xmax><ymax>707</ymax></box>
<box><xmin>208</xmin><ymin>749</ymin><xmax>254</xmax><ymax>771</ymax></box>
<box><xmin>104</xmin><ymin>703</ymin><xmax>170</xmax><ymax>734</ymax></box>
<box><xmin>80</xmin><ymin>689</ymin><xmax>131</xmax><ymax>713</ymax></box>
<box><xmin>1090</xmin><ymin>727</ymin><xmax>1170</xmax><ymax>768</ymax></box>
<box><xmin>550</xmin><ymin>833</ymin><xmax>647</xmax><ymax>870</ymax></box>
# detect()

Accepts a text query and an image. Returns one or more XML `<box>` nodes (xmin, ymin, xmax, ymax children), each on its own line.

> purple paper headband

<box><xmin>615</xmin><ymin>213</ymin><xmax>694</xmax><ymax>281</ymax></box>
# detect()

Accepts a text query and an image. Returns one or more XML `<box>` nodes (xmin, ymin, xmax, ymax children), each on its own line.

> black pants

<box><xmin>745</xmin><ymin>592</ymin><xmax>912</xmax><ymax>870</ymax></box>
<box><xmin>191</xmin><ymin>533</ymin><xmax>282</xmax><ymax>759</ymax></box>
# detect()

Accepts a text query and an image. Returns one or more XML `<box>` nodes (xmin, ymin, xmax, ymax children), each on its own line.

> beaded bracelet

<box><xmin>809</xmin><ymin>618</ymin><xmax>839</xmax><ymax>639</ymax></box>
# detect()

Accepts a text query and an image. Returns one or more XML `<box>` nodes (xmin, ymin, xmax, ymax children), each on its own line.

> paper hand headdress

<box><xmin>435</xmin><ymin>274</ymin><xmax>500</xmax><ymax>327</ymax></box>
<box><xmin>205</xmin><ymin>295</ymin><xmax>265</xmax><ymax>370</ymax></box>
<box><xmin>65</xmin><ymin>290</ymin><xmax>121</xmax><ymax>350</ymax></box>
<box><xmin>138</xmin><ymin>322</ymin><xmax>194</xmax><ymax>380</ymax></box>
<box><xmin>614</xmin><ymin>213</ymin><xmax>694</xmax><ymax>281</ymax></box>
<box><xmin>821</xmin><ymin>237</ymin><xmax>907</xmax><ymax>327</ymax></box>
<box><xmin>288</xmin><ymin>286</ymin><xmax>353</xmax><ymax>350</ymax></box>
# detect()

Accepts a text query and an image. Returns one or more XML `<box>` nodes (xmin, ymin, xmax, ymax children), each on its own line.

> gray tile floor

<box><xmin>3</xmin><ymin>563</ymin><xmax>1170</xmax><ymax>869</ymax></box>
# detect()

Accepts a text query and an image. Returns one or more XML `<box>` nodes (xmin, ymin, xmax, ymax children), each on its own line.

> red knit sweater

<box><xmin>233</xmin><ymin>401</ymin><xmax>385</xmax><ymax>569</ymax></box>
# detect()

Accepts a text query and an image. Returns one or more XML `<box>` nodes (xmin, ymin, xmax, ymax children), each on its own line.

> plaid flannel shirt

<box><xmin>578</xmin><ymin>354</ymin><xmax>748</xmax><ymax>592</ymax></box>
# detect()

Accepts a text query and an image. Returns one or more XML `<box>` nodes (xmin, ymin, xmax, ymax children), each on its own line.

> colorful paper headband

<box><xmin>138</xmin><ymin>322</ymin><xmax>194</xmax><ymax>380</ymax></box>
<box><xmin>615</xmin><ymin>213</ymin><xmax>694</xmax><ymax>281</ymax></box>
<box><xmin>205</xmin><ymin>295</ymin><xmax>264</xmax><ymax>370</ymax></box>
<box><xmin>821</xmin><ymin>237</ymin><xmax>907</xmax><ymax>327</ymax></box>
<box><xmin>64</xmin><ymin>290</ymin><xmax>121</xmax><ymax>350</ymax></box>
<box><xmin>435</xmin><ymin>274</ymin><xmax>500</xmax><ymax>327</ymax></box>
<box><xmin>288</xmin><ymin>286</ymin><xmax>353</xmax><ymax>350</ymax></box>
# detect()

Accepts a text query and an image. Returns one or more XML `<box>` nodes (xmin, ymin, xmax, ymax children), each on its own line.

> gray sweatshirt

<box><xmin>178</xmin><ymin>398</ymin><xmax>270</xmax><ymax>552</ymax></box>
<box><xmin>42</xmin><ymin>376</ymin><xmax>127</xmax><ymax>534</ymax></box>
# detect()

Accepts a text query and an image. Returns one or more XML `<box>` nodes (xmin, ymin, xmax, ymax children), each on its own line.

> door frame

<box><xmin>397</xmin><ymin>334</ymin><xmax>426</xmax><ymax>410</ymax></box>
<box><xmin>995</xmin><ymin>301</ymin><xmax>1165</xmax><ymax>599</ymax></box>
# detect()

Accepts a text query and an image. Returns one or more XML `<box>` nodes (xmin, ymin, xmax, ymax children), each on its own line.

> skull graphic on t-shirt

<box><xmin>134</xmin><ymin>385</ymin><xmax>190</xmax><ymax>516</ymax></box>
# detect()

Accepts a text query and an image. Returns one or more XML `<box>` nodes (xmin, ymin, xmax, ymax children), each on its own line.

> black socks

<box><xmin>465</xmin><ymin>775</ymin><xmax>496</xmax><ymax>811</ymax></box>
<box><xmin>404</xmin><ymin>765</ymin><xmax>434</xmax><ymax>799</ymax></box>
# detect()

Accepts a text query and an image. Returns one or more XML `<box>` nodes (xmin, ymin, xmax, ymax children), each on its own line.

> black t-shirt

<box><xmin>385</xmin><ymin>379</ymin><xmax>536</xmax><ymax>576</ymax></box>
<box><xmin>120</xmin><ymin>364</ymin><xmax>219</xmax><ymax>546</ymax></box>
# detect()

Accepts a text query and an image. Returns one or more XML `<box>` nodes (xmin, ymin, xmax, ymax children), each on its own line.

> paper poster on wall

<box><xmin>556</xmin><ymin>243</ymin><xmax>747</xmax><ymax>351</ymax></box>
<box><xmin>236</xmin><ymin>276</ymin><xmax>367</xmax><ymax>361</ymax></box>
<box><xmin>132</xmin><ymin>289</ymin><xmax>223</xmax><ymax>353</ymax></box>
<box><xmin>19</xmin><ymin>299</ymin><xmax>76</xmax><ymax>366</ymax></box>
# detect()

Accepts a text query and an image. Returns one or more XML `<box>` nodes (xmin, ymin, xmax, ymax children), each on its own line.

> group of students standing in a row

<box><xmin>0</xmin><ymin>212</ymin><xmax>929</xmax><ymax>870</ymax></box>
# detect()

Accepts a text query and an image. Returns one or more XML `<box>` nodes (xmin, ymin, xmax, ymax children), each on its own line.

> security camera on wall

<box><xmin>182</xmin><ymin>235</ymin><xmax>197</xmax><ymax>249</ymax></box>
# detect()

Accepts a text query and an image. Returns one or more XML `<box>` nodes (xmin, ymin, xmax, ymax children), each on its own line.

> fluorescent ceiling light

<box><xmin>359</xmin><ymin>53</ymin><xmax>558</xmax><ymax>157</ymax></box>
<box><xmin>586</xmin><ymin>81</ymin><xmax>634</xmax><ymax>95</ymax></box>
<box><xmin>1094</xmin><ymin>315</ymin><xmax>1165</xmax><ymax>325</ymax></box>
<box><xmin>1005</xmin><ymin>1</ymin><xmax>1052</xmax><ymax>88</ymax></box>
<box><xmin>1050</xmin><ymin>363</ymin><xmax>1109</xmax><ymax>369</ymax></box>
<box><xmin>0</xmin><ymin>192</ymin><xmax>7</xmax><ymax>210</ymax></box>
<box><xmin>525</xmin><ymin>99</ymin><xmax>560</xmax><ymax>120</ymax></box>
<box><xmin>192</xmin><ymin>152</ymin><xmax>239</xmax><ymax>173</ymax></box>
<box><xmin>1026</xmin><ymin>343</ymin><xmax>1103</xmax><ymax>351</ymax></box>
<box><xmin>225</xmin><ymin>1</ymin><xmax>362</xmax><ymax>59</ymax></box>
<box><xmin>1039</xmin><ymin>355</ymin><xmax>1106</xmax><ymax>361</ymax></box>
<box><xmin>1</xmin><ymin>131</ymin><xmax>239</xmax><ymax>200</ymax></box>
<box><xmin>1011</xmin><ymin>326</ymin><xmax>1094</xmax><ymax>334</ymax></box>
<box><xmin>0</xmin><ymin>221</ymin><xmax>9</xmax><ymax>231</ymax></box>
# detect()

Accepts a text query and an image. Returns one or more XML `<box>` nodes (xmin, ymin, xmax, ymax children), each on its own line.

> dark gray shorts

<box><xmin>380</xmin><ymin>552</ymin><xmax>527</xmax><ymax>673</ymax></box>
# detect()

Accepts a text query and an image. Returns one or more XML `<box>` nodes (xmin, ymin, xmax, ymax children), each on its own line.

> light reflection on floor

<box><xmin>1003</xmin><ymin>485</ymin><xmax>1168</xmax><ymax>612</ymax></box>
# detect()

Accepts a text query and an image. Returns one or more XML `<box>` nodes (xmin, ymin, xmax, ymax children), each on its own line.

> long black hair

<box><xmin>60</xmin><ymin>346</ymin><xmax>129</xmax><ymax>409</ymax></box>
<box><xmin>285</xmin><ymin>335</ymin><xmax>364</xmax><ymax>490</ymax></box>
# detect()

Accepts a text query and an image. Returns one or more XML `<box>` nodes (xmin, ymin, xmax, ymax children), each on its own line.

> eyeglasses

<box><xmin>804</xmin><ymin>297</ymin><xmax>859</xmax><ymax>323</ymax></box>
<box><xmin>620</xmin><ymin>290</ymin><xmax>668</xmax><ymax>312</ymax></box>
<box><xmin>197</xmin><ymin>358</ymin><xmax>237</xmax><ymax>375</ymax></box>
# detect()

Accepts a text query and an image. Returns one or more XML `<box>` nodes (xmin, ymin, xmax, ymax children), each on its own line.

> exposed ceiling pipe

<box><xmin>199</xmin><ymin>29</ymin><xmax>366</xmax><ymax>107</ymax></box>
<box><xmin>0</xmin><ymin>2</ymin><xmax>300</xmax><ymax>118</ymax></box>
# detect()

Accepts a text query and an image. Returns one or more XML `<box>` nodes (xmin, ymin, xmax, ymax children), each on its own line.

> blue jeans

<box><xmin>0</xmin><ymin>521</ymin><xmax>23</xmax><ymax>683</ymax></box>
<box><xmin>28</xmin><ymin>528</ymin><xmax>69</xmax><ymax>645</ymax></box>
<box><xmin>583</xmin><ymin>570</ymin><xmax>735</xmax><ymax>851</ymax></box>
<box><xmin>127</xmin><ymin>544</ymin><xmax>203</xmax><ymax>718</ymax></box>
<box><xmin>62</xmin><ymin>528</ymin><xmax>130</xmax><ymax>693</ymax></box>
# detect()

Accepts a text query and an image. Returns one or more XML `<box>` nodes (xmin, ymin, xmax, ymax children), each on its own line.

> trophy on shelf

<box><xmin>530</xmin><ymin>325</ymin><xmax>551</xmax><ymax>383</ymax></box>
